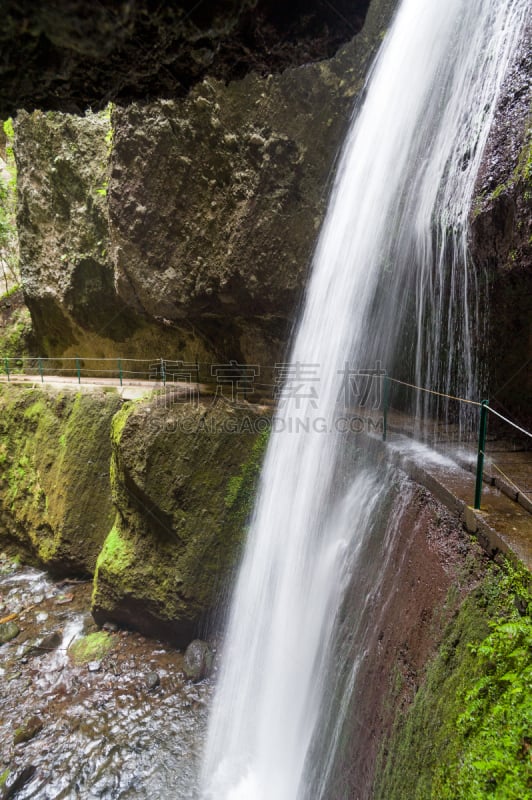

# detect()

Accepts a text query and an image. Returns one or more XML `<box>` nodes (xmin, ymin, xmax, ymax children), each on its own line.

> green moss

<box><xmin>0</xmin><ymin>769</ymin><xmax>9</xmax><ymax>789</ymax></box>
<box><xmin>0</xmin><ymin>307</ymin><xmax>32</xmax><ymax>359</ymax></box>
<box><xmin>111</xmin><ymin>402</ymin><xmax>135</xmax><ymax>445</ymax></box>
<box><xmin>374</xmin><ymin>560</ymin><xmax>532</xmax><ymax>800</ymax></box>
<box><xmin>23</xmin><ymin>398</ymin><xmax>48</xmax><ymax>420</ymax></box>
<box><xmin>92</xmin><ymin>402</ymin><xmax>270</xmax><ymax>642</ymax></box>
<box><xmin>68</xmin><ymin>631</ymin><xmax>115</xmax><ymax>664</ymax></box>
<box><xmin>0</xmin><ymin>283</ymin><xmax>20</xmax><ymax>300</ymax></box>
<box><xmin>0</xmin><ymin>384</ymin><xmax>121</xmax><ymax>572</ymax></box>
<box><xmin>96</xmin><ymin>523</ymin><xmax>134</xmax><ymax>572</ymax></box>
<box><xmin>224</xmin><ymin>428</ymin><xmax>269</xmax><ymax>525</ymax></box>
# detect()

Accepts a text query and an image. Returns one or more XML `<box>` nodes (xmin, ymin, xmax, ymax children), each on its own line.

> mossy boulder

<box><xmin>13</xmin><ymin>716</ymin><xmax>43</xmax><ymax>745</ymax></box>
<box><xmin>0</xmin><ymin>384</ymin><xmax>121</xmax><ymax>573</ymax></box>
<box><xmin>92</xmin><ymin>399</ymin><xmax>269</xmax><ymax>645</ymax></box>
<box><xmin>68</xmin><ymin>631</ymin><xmax>115</xmax><ymax>665</ymax></box>
<box><xmin>0</xmin><ymin>620</ymin><xmax>19</xmax><ymax>644</ymax></box>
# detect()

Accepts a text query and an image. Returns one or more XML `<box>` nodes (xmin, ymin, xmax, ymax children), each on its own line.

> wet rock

<box><xmin>0</xmin><ymin>621</ymin><xmax>19</xmax><ymax>645</ymax></box>
<box><xmin>183</xmin><ymin>640</ymin><xmax>214</xmax><ymax>682</ymax></box>
<box><xmin>13</xmin><ymin>716</ymin><xmax>43</xmax><ymax>745</ymax></box>
<box><xmin>470</xmin><ymin>27</ymin><xmax>532</xmax><ymax>422</ymax></box>
<box><xmin>55</xmin><ymin>593</ymin><xmax>74</xmax><ymax>605</ymax></box>
<box><xmin>145</xmin><ymin>672</ymin><xmax>160</xmax><ymax>691</ymax></box>
<box><xmin>102</xmin><ymin>621</ymin><xmax>118</xmax><ymax>632</ymax></box>
<box><xmin>68</xmin><ymin>632</ymin><xmax>114</xmax><ymax>665</ymax></box>
<box><xmin>2</xmin><ymin>765</ymin><xmax>36</xmax><ymax>799</ymax></box>
<box><xmin>23</xmin><ymin>630</ymin><xmax>62</xmax><ymax>657</ymax></box>
<box><xmin>87</xmin><ymin>660</ymin><xmax>101</xmax><ymax>672</ymax></box>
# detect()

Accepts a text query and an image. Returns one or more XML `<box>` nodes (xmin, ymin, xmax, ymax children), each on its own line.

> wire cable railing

<box><xmin>1</xmin><ymin>356</ymin><xmax>530</xmax><ymax>513</ymax></box>
<box><xmin>382</xmin><ymin>376</ymin><xmax>531</xmax><ymax>513</ymax></box>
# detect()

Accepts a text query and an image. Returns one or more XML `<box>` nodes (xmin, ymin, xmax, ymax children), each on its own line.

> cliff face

<box><xmin>14</xmin><ymin>110</ymin><xmax>116</xmax><ymax>352</ymax></box>
<box><xmin>470</xmin><ymin>21</ymin><xmax>532</xmax><ymax>421</ymax></box>
<box><xmin>12</xmin><ymin>0</ymin><xmax>530</xmax><ymax>415</ymax></box>
<box><xmin>92</xmin><ymin>400</ymin><xmax>268</xmax><ymax>645</ymax></box>
<box><xmin>13</xmin><ymin>0</ymin><xmax>398</xmax><ymax>366</ymax></box>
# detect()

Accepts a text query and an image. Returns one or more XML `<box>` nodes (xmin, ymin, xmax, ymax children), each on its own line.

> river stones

<box><xmin>13</xmin><ymin>716</ymin><xmax>43</xmax><ymax>745</ymax></box>
<box><xmin>0</xmin><ymin>621</ymin><xmax>19</xmax><ymax>645</ymax></box>
<box><xmin>145</xmin><ymin>672</ymin><xmax>160</xmax><ymax>691</ymax></box>
<box><xmin>183</xmin><ymin>639</ymin><xmax>213</xmax><ymax>682</ymax></box>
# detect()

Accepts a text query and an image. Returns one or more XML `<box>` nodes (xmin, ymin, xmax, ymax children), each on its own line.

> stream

<box><xmin>0</xmin><ymin>554</ymin><xmax>211</xmax><ymax>799</ymax></box>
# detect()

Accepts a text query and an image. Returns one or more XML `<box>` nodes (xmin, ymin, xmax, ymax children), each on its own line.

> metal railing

<box><xmin>382</xmin><ymin>376</ymin><xmax>531</xmax><ymax>512</ymax></box>
<box><xmin>1</xmin><ymin>356</ymin><xmax>530</xmax><ymax>512</ymax></box>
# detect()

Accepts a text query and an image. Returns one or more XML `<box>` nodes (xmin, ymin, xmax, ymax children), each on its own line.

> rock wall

<box><xmin>92</xmin><ymin>399</ymin><xmax>268</xmax><ymax>645</ymax></box>
<box><xmin>302</xmin><ymin>458</ymin><xmax>531</xmax><ymax>800</ymax></box>
<box><xmin>373</xmin><ymin>558</ymin><xmax>531</xmax><ymax>800</ymax></box>
<box><xmin>470</xmin><ymin>20</ymin><xmax>532</xmax><ymax>421</ymax></box>
<box><xmin>14</xmin><ymin>0</ymin><xmax>398</xmax><ymax>367</ymax></box>
<box><xmin>0</xmin><ymin>384</ymin><xmax>120</xmax><ymax>573</ymax></box>
<box><xmin>0</xmin><ymin>383</ymin><xmax>267</xmax><ymax>644</ymax></box>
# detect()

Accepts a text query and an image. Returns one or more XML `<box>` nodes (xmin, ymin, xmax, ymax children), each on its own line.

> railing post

<box><xmin>4</xmin><ymin>357</ymin><xmax>9</xmax><ymax>381</ymax></box>
<box><xmin>474</xmin><ymin>400</ymin><xmax>489</xmax><ymax>510</ymax></box>
<box><xmin>118</xmin><ymin>358</ymin><xmax>123</xmax><ymax>387</ymax></box>
<box><xmin>160</xmin><ymin>358</ymin><xmax>166</xmax><ymax>387</ymax></box>
<box><xmin>76</xmin><ymin>356</ymin><xmax>81</xmax><ymax>384</ymax></box>
<box><xmin>38</xmin><ymin>357</ymin><xmax>44</xmax><ymax>383</ymax></box>
<box><xmin>382</xmin><ymin>374</ymin><xmax>389</xmax><ymax>442</ymax></box>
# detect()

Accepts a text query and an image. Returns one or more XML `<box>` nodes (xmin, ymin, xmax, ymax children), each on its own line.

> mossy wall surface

<box><xmin>0</xmin><ymin>382</ymin><xmax>269</xmax><ymax>644</ymax></box>
<box><xmin>374</xmin><ymin>560</ymin><xmax>532</xmax><ymax>800</ymax></box>
<box><xmin>92</xmin><ymin>399</ymin><xmax>269</xmax><ymax>644</ymax></box>
<box><xmin>0</xmin><ymin>384</ymin><xmax>121</xmax><ymax>572</ymax></box>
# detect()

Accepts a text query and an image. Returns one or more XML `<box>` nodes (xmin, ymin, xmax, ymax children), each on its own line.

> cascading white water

<box><xmin>200</xmin><ymin>1</ymin><xmax>528</xmax><ymax>798</ymax></box>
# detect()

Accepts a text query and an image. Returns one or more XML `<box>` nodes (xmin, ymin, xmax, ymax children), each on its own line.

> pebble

<box><xmin>13</xmin><ymin>716</ymin><xmax>43</xmax><ymax>745</ymax></box>
<box><xmin>0</xmin><ymin>621</ymin><xmax>20</xmax><ymax>645</ymax></box>
<box><xmin>88</xmin><ymin>661</ymin><xmax>101</xmax><ymax>672</ymax></box>
<box><xmin>145</xmin><ymin>671</ymin><xmax>160</xmax><ymax>691</ymax></box>
<box><xmin>102</xmin><ymin>621</ymin><xmax>118</xmax><ymax>632</ymax></box>
<box><xmin>183</xmin><ymin>640</ymin><xmax>214</xmax><ymax>682</ymax></box>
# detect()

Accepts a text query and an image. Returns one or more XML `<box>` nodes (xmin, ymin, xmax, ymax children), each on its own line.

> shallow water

<box><xmin>0</xmin><ymin>555</ymin><xmax>211</xmax><ymax>799</ymax></box>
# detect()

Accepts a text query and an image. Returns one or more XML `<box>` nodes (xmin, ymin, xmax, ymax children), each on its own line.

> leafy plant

<box><xmin>434</xmin><ymin>561</ymin><xmax>532</xmax><ymax>799</ymax></box>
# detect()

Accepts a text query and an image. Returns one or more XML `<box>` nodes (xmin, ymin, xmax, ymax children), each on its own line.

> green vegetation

<box><xmin>0</xmin><ymin>305</ymin><xmax>32</xmax><ymax>359</ymax></box>
<box><xmin>0</xmin><ymin>282</ymin><xmax>20</xmax><ymax>300</ymax></box>
<box><xmin>375</xmin><ymin>560</ymin><xmax>532</xmax><ymax>800</ymax></box>
<box><xmin>110</xmin><ymin>401</ymin><xmax>135</xmax><ymax>445</ymax></box>
<box><xmin>224</xmin><ymin>427</ymin><xmax>269</xmax><ymax>527</ymax></box>
<box><xmin>68</xmin><ymin>631</ymin><xmax>115</xmax><ymax>664</ymax></box>
<box><xmin>0</xmin><ymin>385</ymin><xmax>120</xmax><ymax>571</ymax></box>
<box><xmin>94</xmin><ymin>523</ymin><xmax>133</xmax><ymax>576</ymax></box>
<box><xmin>0</xmin><ymin>118</ymin><xmax>18</xmax><ymax>295</ymax></box>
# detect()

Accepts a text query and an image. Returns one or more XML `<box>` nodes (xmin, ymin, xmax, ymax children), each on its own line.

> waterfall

<box><xmin>200</xmin><ymin>1</ymin><xmax>528</xmax><ymax>798</ymax></box>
